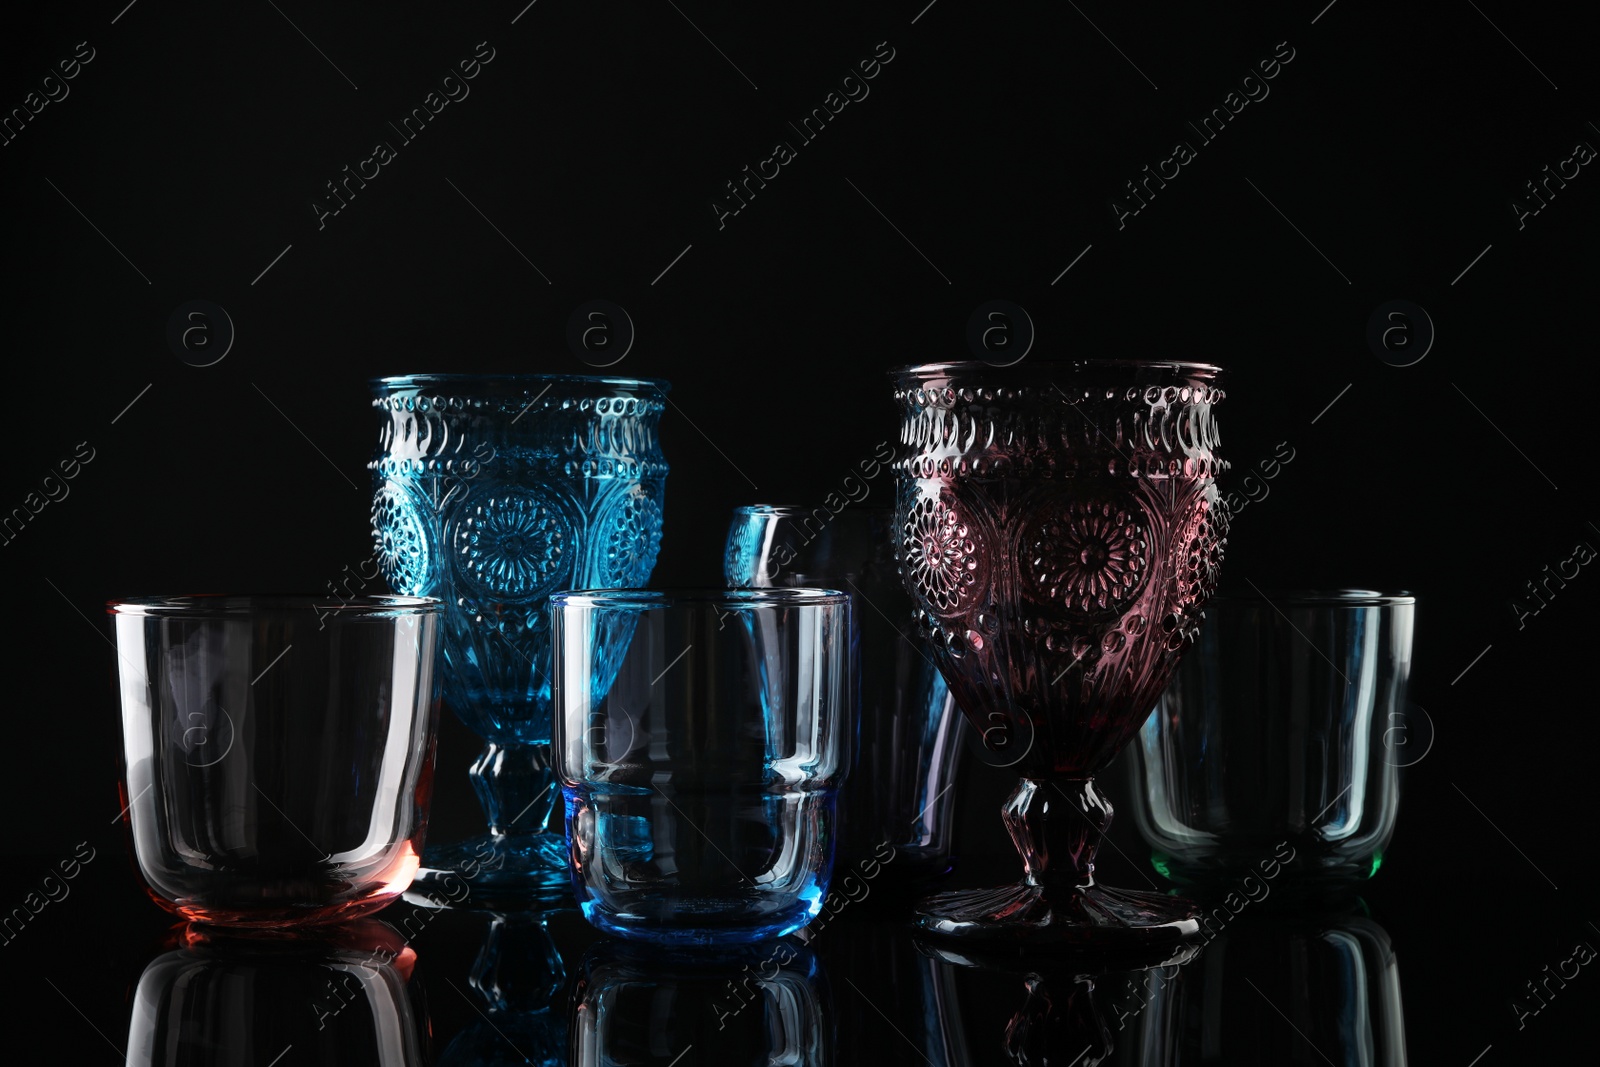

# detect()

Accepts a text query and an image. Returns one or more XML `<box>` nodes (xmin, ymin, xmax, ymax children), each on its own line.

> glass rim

<box><xmin>550</xmin><ymin>587</ymin><xmax>849</xmax><ymax>609</ymax></box>
<box><xmin>892</xmin><ymin>358</ymin><xmax>1225</xmax><ymax>380</ymax></box>
<box><xmin>370</xmin><ymin>372</ymin><xmax>670</xmax><ymax>392</ymax></box>
<box><xmin>1212</xmin><ymin>588</ymin><xmax>1416</xmax><ymax>607</ymax></box>
<box><xmin>106</xmin><ymin>594</ymin><xmax>443</xmax><ymax>618</ymax></box>
<box><xmin>731</xmin><ymin>504</ymin><xmax>893</xmax><ymax>517</ymax></box>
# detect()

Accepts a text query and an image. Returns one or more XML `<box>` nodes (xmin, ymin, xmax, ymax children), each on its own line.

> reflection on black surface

<box><xmin>570</xmin><ymin>939</ymin><xmax>830</xmax><ymax>1065</ymax></box>
<box><xmin>1128</xmin><ymin>899</ymin><xmax>1409</xmax><ymax>1065</ymax></box>
<box><xmin>920</xmin><ymin>939</ymin><xmax>1198</xmax><ymax>1067</ymax></box>
<box><xmin>911</xmin><ymin>898</ymin><xmax>1406</xmax><ymax>1066</ymax></box>
<box><xmin>436</xmin><ymin>909</ymin><xmax>570</xmax><ymax>1066</ymax></box>
<box><xmin>817</xmin><ymin>916</ymin><xmax>967</xmax><ymax>1065</ymax></box>
<box><xmin>127</xmin><ymin>920</ymin><xmax>427</xmax><ymax>1065</ymax></box>
<box><xmin>118</xmin><ymin>895</ymin><xmax>1405</xmax><ymax>1064</ymax></box>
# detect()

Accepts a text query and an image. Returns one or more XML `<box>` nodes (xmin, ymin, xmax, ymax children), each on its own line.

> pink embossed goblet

<box><xmin>892</xmin><ymin>360</ymin><xmax>1228</xmax><ymax>947</ymax></box>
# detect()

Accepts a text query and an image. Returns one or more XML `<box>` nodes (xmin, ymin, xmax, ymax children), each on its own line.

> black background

<box><xmin>2</xmin><ymin>0</ymin><xmax>1595</xmax><ymax>1062</ymax></box>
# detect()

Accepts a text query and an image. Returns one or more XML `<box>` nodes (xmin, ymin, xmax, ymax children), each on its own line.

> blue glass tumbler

<box><xmin>370</xmin><ymin>374</ymin><xmax>669</xmax><ymax>899</ymax></box>
<box><xmin>551</xmin><ymin>589</ymin><xmax>851</xmax><ymax>945</ymax></box>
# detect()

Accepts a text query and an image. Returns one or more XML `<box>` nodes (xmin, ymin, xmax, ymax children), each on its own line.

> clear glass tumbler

<box><xmin>552</xmin><ymin>589</ymin><xmax>851</xmax><ymax>945</ymax></box>
<box><xmin>1126</xmin><ymin>590</ymin><xmax>1416</xmax><ymax>884</ymax></box>
<box><xmin>724</xmin><ymin>505</ymin><xmax>964</xmax><ymax>881</ymax></box>
<box><xmin>109</xmin><ymin>595</ymin><xmax>442</xmax><ymax>926</ymax></box>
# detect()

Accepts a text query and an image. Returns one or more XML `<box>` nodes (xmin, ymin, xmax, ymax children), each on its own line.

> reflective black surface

<box><xmin>9</xmin><ymin>816</ymin><xmax>1590</xmax><ymax>1065</ymax></box>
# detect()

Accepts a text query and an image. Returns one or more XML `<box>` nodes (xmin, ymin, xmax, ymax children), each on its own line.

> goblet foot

<box><xmin>916</xmin><ymin>937</ymin><xmax>1201</xmax><ymax>1067</ymax></box>
<box><xmin>916</xmin><ymin>882</ymin><xmax>1199</xmax><ymax>951</ymax></box>
<box><xmin>408</xmin><ymin>833</ymin><xmax>571</xmax><ymax>910</ymax></box>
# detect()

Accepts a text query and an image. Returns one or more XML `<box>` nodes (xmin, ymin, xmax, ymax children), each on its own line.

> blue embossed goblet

<box><xmin>371</xmin><ymin>374</ymin><xmax>669</xmax><ymax>901</ymax></box>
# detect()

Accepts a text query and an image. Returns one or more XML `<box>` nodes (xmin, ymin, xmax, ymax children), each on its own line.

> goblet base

<box><xmin>916</xmin><ymin>881</ymin><xmax>1200</xmax><ymax>951</ymax></box>
<box><xmin>408</xmin><ymin>833</ymin><xmax>571</xmax><ymax>910</ymax></box>
<box><xmin>918</xmin><ymin>936</ymin><xmax>1201</xmax><ymax>979</ymax></box>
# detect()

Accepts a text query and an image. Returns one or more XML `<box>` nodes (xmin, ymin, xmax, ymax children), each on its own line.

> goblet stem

<box><xmin>916</xmin><ymin>775</ymin><xmax>1198</xmax><ymax>947</ymax></box>
<box><xmin>409</xmin><ymin>741</ymin><xmax>569</xmax><ymax>904</ymax></box>
<box><xmin>469</xmin><ymin>911</ymin><xmax>567</xmax><ymax>1012</ymax></box>
<box><xmin>1002</xmin><ymin>974</ymin><xmax>1112</xmax><ymax>1067</ymax></box>
<box><xmin>1003</xmin><ymin>778</ymin><xmax>1112</xmax><ymax>893</ymax></box>
<box><xmin>470</xmin><ymin>741</ymin><xmax>559</xmax><ymax>836</ymax></box>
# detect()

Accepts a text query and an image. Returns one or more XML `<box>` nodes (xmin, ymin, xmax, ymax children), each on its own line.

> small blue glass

<box><xmin>370</xmin><ymin>373</ymin><xmax>669</xmax><ymax>901</ymax></box>
<box><xmin>552</xmin><ymin>589</ymin><xmax>851</xmax><ymax>945</ymax></box>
